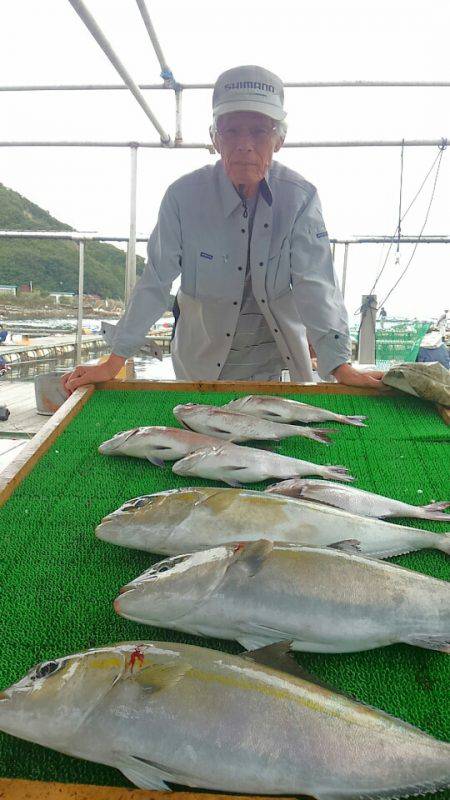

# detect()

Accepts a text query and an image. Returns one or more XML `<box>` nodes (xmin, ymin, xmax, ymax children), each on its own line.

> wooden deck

<box><xmin>0</xmin><ymin>380</ymin><xmax>46</xmax><ymax>436</ymax></box>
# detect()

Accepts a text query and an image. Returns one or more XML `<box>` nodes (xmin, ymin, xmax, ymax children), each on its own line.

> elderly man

<box><xmin>64</xmin><ymin>65</ymin><xmax>383</xmax><ymax>393</ymax></box>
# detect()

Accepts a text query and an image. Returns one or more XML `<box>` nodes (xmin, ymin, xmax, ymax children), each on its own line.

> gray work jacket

<box><xmin>111</xmin><ymin>159</ymin><xmax>351</xmax><ymax>381</ymax></box>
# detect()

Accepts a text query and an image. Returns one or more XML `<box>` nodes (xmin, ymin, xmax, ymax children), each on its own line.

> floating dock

<box><xmin>0</xmin><ymin>333</ymin><xmax>105</xmax><ymax>365</ymax></box>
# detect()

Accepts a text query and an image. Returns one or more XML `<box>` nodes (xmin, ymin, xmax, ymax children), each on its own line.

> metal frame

<box><xmin>1</xmin><ymin>1</ymin><xmax>448</xmax><ymax>363</ymax></box>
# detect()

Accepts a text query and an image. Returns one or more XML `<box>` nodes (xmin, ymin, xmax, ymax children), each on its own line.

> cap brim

<box><xmin>213</xmin><ymin>99</ymin><xmax>286</xmax><ymax>121</ymax></box>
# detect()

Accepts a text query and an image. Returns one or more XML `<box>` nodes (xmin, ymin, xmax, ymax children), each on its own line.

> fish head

<box><xmin>115</xmin><ymin>545</ymin><xmax>241</xmax><ymax>624</ymax></box>
<box><xmin>98</xmin><ymin>427</ymin><xmax>140</xmax><ymax>455</ymax></box>
<box><xmin>0</xmin><ymin>646</ymin><xmax>126</xmax><ymax>751</ymax></box>
<box><xmin>172</xmin><ymin>402</ymin><xmax>199</xmax><ymax>423</ymax></box>
<box><xmin>173</xmin><ymin>444</ymin><xmax>251</xmax><ymax>485</ymax></box>
<box><xmin>96</xmin><ymin>489</ymin><xmax>208</xmax><ymax>549</ymax></box>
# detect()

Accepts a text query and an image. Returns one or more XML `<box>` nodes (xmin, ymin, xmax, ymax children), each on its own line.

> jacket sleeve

<box><xmin>290</xmin><ymin>188</ymin><xmax>351</xmax><ymax>379</ymax></box>
<box><xmin>111</xmin><ymin>188</ymin><xmax>182</xmax><ymax>358</ymax></box>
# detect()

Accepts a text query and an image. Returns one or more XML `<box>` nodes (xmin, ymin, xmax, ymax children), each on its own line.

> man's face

<box><xmin>213</xmin><ymin>111</ymin><xmax>282</xmax><ymax>191</ymax></box>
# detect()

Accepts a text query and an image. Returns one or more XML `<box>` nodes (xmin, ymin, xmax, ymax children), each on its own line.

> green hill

<box><xmin>0</xmin><ymin>183</ymin><xmax>145</xmax><ymax>298</ymax></box>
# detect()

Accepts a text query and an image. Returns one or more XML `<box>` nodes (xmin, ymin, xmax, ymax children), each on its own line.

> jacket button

<box><xmin>286</xmin><ymin>356</ymin><xmax>290</xmax><ymax>360</ymax></box>
<box><xmin>226</xmin><ymin>332</ymin><xmax>231</xmax><ymax>337</ymax></box>
<box><xmin>334</xmin><ymin>334</ymin><xmax>339</xmax><ymax>339</ymax></box>
<box><xmin>259</xmin><ymin>261</ymin><xmax>264</xmax><ymax>266</ymax></box>
<box><xmin>217</xmin><ymin>362</ymin><xmax>221</xmax><ymax>367</ymax></box>
<box><xmin>261</xmin><ymin>299</ymin><xmax>266</xmax><ymax>303</ymax></box>
<box><xmin>233</xmin><ymin>301</ymin><xmax>238</xmax><ymax>305</ymax></box>
<box><xmin>264</xmin><ymin>223</ymin><xmax>269</xmax><ymax>228</ymax></box>
<box><xmin>241</xmin><ymin>228</ymin><xmax>246</xmax><ymax>234</ymax></box>
<box><xmin>274</xmin><ymin>328</ymin><xmax>278</xmax><ymax>333</ymax></box>
<box><xmin>238</xmin><ymin>266</ymin><xmax>243</xmax><ymax>271</ymax></box>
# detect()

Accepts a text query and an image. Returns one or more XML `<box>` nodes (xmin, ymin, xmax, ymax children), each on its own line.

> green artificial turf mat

<box><xmin>0</xmin><ymin>388</ymin><xmax>449</xmax><ymax>795</ymax></box>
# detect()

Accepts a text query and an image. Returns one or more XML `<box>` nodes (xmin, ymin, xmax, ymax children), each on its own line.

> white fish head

<box><xmin>0</xmin><ymin>646</ymin><xmax>126</xmax><ymax>752</ymax></box>
<box><xmin>172</xmin><ymin>402</ymin><xmax>201</xmax><ymax>423</ymax></box>
<box><xmin>96</xmin><ymin>489</ymin><xmax>206</xmax><ymax>550</ymax></box>
<box><xmin>222</xmin><ymin>396</ymin><xmax>253</xmax><ymax>413</ymax></box>
<box><xmin>98</xmin><ymin>427</ymin><xmax>141</xmax><ymax>455</ymax></box>
<box><xmin>115</xmin><ymin>545</ymin><xmax>238</xmax><ymax>624</ymax></box>
<box><xmin>173</xmin><ymin>444</ymin><xmax>244</xmax><ymax>480</ymax></box>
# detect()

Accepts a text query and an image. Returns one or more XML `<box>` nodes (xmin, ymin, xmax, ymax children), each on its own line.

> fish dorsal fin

<box><xmin>243</xmin><ymin>642</ymin><xmax>358</xmax><ymax>698</ymax></box>
<box><xmin>230</xmin><ymin>539</ymin><xmax>273</xmax><ymax>577</ymax></box>
<box><xmin>126</xmin><ymin>658</ymin><xmax>192</xmax><ymax>693</ymax></box>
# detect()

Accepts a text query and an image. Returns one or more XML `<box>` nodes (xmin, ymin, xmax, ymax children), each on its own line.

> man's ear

<box><xmin>274</xmin><ymin>136</ymin><xmax>284</xmax><ymax>154</ymax></box>
<box><xmin>209</xmin><ymin>125</ymin><xmax>220</xmax><ymax>154</ymax></box>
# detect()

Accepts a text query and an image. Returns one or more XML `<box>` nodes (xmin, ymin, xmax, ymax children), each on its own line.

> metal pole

<box><xmin>66</xmin><ymin>0</ymin><xmax>171</xmax><ymax>143</ymax></box>
<box><xmin>76</xmin><ymin>240</ymin><xmax>85</xmax><ymax>363</ymax></box>
<box><xmin>357</xmin><ymin>294</ymin><xmax>377</xmax><ymax>365</ymax></box>
<box><xmin>175</xmin><ymin>88</ymin><xmax>183</xmax><ymax>144</ymax></box>
<box><xmin>331</xmin><ymin>241</ymin><xmax>336</xmax><ymax>262</ymax></box>
<box><xmin>134</xmin><ymin>0</ymin><xmax>172</xmax><ymax>79</ymax></box>
<box><xmin>341</xmin><ymin>243</ymin><xmax>349</xmax><ymax>298</ymax></box>
<box><xmin>3</xmin><ymin>80</ymin><xmax>450</xmax><ymax>92</ymax></box>
<box><xmin>1</xmin><ymin>137</ymin><xmax>448</xmax><ymax>149</ymax></box>
<box><xmin>125</xmin><ymin>145</ymin><xmax>138</xmax><ymax>305</ymax></box>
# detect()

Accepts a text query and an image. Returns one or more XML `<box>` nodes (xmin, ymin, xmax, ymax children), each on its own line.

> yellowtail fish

<box><xmin>95</xmin><ymin>487</ymin><xmax>450</xmax><ymax>557</ymax></box>
<box><xmin>115</xmin><ymin>540</ymin><xmax>450</xmax><ymax>653</ymax></box>
<box><xmin>0</xmin><ymin>641</ymin><xmax>449</xmax><ymax>796</ymax></box>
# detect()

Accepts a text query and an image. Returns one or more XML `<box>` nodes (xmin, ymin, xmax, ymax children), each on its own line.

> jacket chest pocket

<box><xmin>266</xmin><ymin>237</ymin><xmax>292</xmax><ymax>299</ymax></box>
<box><xmin>195</xmin><ymin>250</ymin><xmax>239</xmax><ymax>300</ymax></box>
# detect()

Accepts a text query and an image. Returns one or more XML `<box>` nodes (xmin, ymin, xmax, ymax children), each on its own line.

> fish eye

<box><xmin>157</xmin><ymin>564</ymin><xmax>171</xmax><ymax>573</ymax></box>
<box><xmin>31</xmin><ymin>660</ymin><xmax>64</xmax><ymax>681</ymax></box>
<box><xmin>122</xmin><ymin>496</ymin><xmax>152</xmax><ymax>512</ymax></box>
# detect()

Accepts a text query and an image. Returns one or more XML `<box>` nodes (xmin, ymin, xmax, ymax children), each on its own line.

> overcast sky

<box><xmin>1</xmin><ymin>0</ymin><xmax>449</xmax><ymax>320</ymax></box>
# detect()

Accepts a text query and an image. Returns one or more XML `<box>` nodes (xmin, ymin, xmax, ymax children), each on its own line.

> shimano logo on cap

<box><xmin>224</xmin><ymin>81</ymin><xmax>275</xmax><ymax>93</ymax></box>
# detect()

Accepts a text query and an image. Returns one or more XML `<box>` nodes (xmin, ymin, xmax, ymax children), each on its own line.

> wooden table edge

<box><xmin>0</xmin><ymin>777</ymin><xmax>294</xmax><ymax>800</ymax></box>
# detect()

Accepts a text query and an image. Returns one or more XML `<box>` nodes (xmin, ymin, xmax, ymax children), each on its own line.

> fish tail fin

<box><xmin>294</xmin><ymin>427</ymin><xmax>335</xmax><ymax>444</ymax></box>
<box><xmin>344</xmin><ymin>415</ymin><xmax>367</xmax><ymax>427</ymax></box>
<box><xmin>436</xmin><ymin>532</ymin><xmax>450</xmax><ymax>554</ymax></box>
<box><xmin>418</xmin><ymin>501</ymin><xmax>450</xmax><ymax>520</ymax></box>
<box><xmin>321</xmin><ymin>466</ymin><xmax>355</xmax><ymax>483</ymax></box>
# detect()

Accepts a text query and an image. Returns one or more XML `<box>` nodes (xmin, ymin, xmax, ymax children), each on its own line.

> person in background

<box><xmin>416</xmin><ymin>310</ymin><xmax>449</xmax><ymax>369</ymax></box>
<box><xmin>63</xmin><ymin>65</ymin><xmax>384</xmax><ymax>395</ymax></box>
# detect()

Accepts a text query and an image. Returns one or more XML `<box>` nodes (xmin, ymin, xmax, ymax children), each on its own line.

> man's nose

<box><xmin>236</xmin><ymin>134</ymin><xmax>255</xmax><ymax>150</ymax></box>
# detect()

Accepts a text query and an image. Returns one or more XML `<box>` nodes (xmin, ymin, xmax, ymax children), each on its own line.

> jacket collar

<box><xmin>216</xmin><ymin>159</ymin><xmax>273</xmax><ymax>218</ymax></box>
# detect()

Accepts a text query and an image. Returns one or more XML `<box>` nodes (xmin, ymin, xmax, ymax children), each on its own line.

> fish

<box><xmin>173</xmin><ymin>403</ymin><xmax>333</xmax><ymax>444</ymax></box>
<box><xmin>0</xmin><ymin>641</ymin><xmax>449</xmax><ymax>797</ymax></box>
<box><xmin>115</xmin><ymin>539</ymin><xmax>450</xmax><ymax>653</ymax></box>
<box><xmin>172</xmin><ymin>442</ymin><xmax>353</xmax><ymax>486</ymax></box>
<box><xmin>267</xmin><ymin>479</ymin><xmax>450</xmax><ymax>521</ymax></box>
<box><xmin>98</xmin><ymin>426</ymin><xmax>220</xmax><ymax>466</ymax></box>
<box><xmin>95</xmin><ymin>487</ymin><xmax>450</xmax><ymax>557</ymax></box>
<box><xmin>224</xmin><ymin>394</ymin><xmax>367</xmax><ymax>426</ymax></box>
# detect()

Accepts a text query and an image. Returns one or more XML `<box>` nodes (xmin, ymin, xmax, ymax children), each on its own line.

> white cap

<box><xmin>212</xmin><ymin>65</ymin><xmax>286</xmax><ymax>121</ymax></box>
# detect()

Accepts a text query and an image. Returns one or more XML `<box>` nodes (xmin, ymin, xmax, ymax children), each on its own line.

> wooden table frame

<box><xmin>0</xmin><ymin>379</ymin><xmax>447</xmax><ymax>799</ymax></box>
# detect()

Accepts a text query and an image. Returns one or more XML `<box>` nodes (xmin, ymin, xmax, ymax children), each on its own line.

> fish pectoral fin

<box><xmin>117</xmin><ymin>754</ymin><xmax>172</xmax><ymax>791</ymax></box>
<box><xmin>147</xmin><ymin>456</ymin><xmax>166</xmax><ymax>468</ymax></box>
<box><xmin>238</xmin><ymin>634</ymin><xmax>274</xmax><ymax>650</ymax></box>
<box><xmin>327</xmin><ymin>539</ymin><xmax>362</xmax><ymax>554</ymax></box>
<box><xmin>126</xmin><ymin>660</ymin><xmax>192</xmax><ymax>692</ymax></box>
<box><xmin>403</xmin><ymin>634</ymin><xmax>450</xmax><ymax>653</ymax></box>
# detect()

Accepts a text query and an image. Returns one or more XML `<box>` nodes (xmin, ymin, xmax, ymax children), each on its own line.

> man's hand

<box><xmin>332</xmin><ymin>363</ymin><xmax>389</xmax><ymax>391</ymax></box>
<box><xmin>61</xmin><ymin>354</ymin><xmax>126</xmax><ymax>396</ymax></box>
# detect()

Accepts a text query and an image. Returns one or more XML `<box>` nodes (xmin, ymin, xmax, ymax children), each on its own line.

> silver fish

<box><xmin>172</xmin><ymin>442</ymin><xmax>353</xmax><ymax>485</ymax></box>
<box><xmin>0</xmin><ymin>641</ymin><xmax>449</xmax><ymax>797</ymax></box>
<box><xmin>95</xmin><ymin>487</ymin><xmax>450</xmax><ymax>557</ymax></box>
<box><xmin>173</xmin><ymin>403</ymin><xmax>333</xmax><ymax>444</ymax></box>
<box><xmin>267</xmin><ymin>479</ymin><xmax>450</xmax><ymax>521</ymax></box>
<box><xmin>115</xmin><ymin>540</ymin><xmax>450</xmax><ymax>653</ymax></box>
<box><xmin>98</xmin><ymin>426</ymin><xmax>220</xmax><ymax>466</ymax></box>
<box><xmin>225</xmin><ymin>394</ymin><xmax>367</xmax><ymax>426</ymax></box>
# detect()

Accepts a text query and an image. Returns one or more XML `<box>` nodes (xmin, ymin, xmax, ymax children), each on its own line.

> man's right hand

<box><xmin>61</xmin><ymin>354</ymin><xmax>126</xmax><ymax>395</ymax></box>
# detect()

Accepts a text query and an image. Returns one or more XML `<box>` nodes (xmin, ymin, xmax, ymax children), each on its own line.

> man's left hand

<box><xmin>332</xmin><ymin>363</ymin><xmax>389</xmax><ymax>391</ymax></box>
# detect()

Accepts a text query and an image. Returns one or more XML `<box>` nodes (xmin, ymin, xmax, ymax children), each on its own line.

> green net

<box><xmin>375</xmin><ymin>321</ymin><xmax>431</xmax><ymax>369</ymax></box>
<box><xmin>0</xmin><ymin>389</ymin><xmax>448</xmax><ymax>795</ymax></box>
